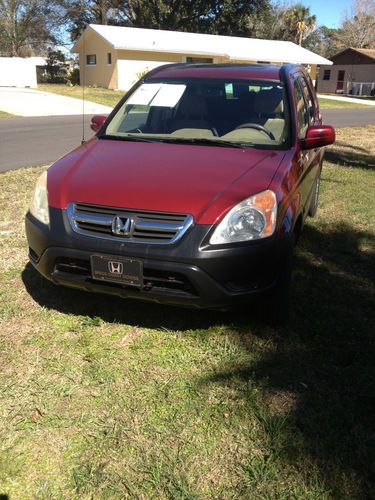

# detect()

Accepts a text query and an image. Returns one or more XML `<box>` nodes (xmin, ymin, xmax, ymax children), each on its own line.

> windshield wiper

<box><xmin>100</xmin><ymin>134</ymin><xmax>159</xmax><ymax>143</ymax></box>
<box><xmin>100</xmin><ymin>135</ymin><xmax>252</xmax><ymax>148</ymax></box>
<box><xmin>157</xmin><ymin>137</ymin><xmax>250</xmax><ymax>148</ymax></box>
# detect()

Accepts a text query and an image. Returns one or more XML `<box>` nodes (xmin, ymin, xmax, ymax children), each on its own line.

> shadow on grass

<box><xmin>325</xmin><ymin>140</ymin><xmax>375</xmax><ymax>170</ymax></box>
<box><xmin>204</xmin><ymin>223</ymin><xmax>375</xmax><ymax>497</ymax></box>
<box><xmin>21</xmin><ymin>262</ymin><xmax>241</xmax><ymax>331</ymax></box>
<box><xmin>21</xmin><ymin>222</ymin><xmax>375</xmax><ymax>496</ymax></box>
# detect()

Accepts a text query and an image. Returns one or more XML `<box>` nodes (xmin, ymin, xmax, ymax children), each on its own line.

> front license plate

<box><xmin>91</xmin><ymin>255</ymin><xmax>143</xmax><ymax>287</ymax></box>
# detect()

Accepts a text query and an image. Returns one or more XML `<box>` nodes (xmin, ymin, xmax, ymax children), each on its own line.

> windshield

<box><xmin>103</xmin><ymin>78</ymin><xmax>289</xmax><ymax>149</ymax></box>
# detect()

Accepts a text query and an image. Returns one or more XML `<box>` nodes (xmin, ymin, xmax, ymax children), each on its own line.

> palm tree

<box><xmin>284</xmin><ymin>4</ymin><xmax>316</xmax><ymax>46</ymax></box>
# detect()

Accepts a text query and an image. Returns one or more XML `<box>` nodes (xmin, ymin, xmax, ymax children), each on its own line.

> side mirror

<box><xmin>303</xmin><ymin>125</ymin><xmax>335</xmax><ymax>150</ymax></box>
<box><xmin>90</xmin><ymin>115</ymin><xmax>107</xmax><ymax>132</ymax></box>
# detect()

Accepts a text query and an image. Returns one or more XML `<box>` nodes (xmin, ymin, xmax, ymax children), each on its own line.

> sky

<box><xmin>299</xmin><ymin>0</ymin><xmax>353</xmax><ymax>28</ymax></box>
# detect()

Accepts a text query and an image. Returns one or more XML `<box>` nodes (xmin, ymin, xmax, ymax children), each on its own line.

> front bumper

<box><xmin>25</xmin><ymin>208</ymin><xmax>291</xmax><ymax>309</ymax></box>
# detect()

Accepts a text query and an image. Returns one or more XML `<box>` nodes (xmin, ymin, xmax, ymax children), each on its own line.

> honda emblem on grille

<box><xmin>111</xmin><ymin>215</ymin><xmax>133</xmax><ymax>236</ymax></box>
<box><xmin>108</xmin><ymin>261</ymin><xmax>123</xmax><ymax>274</ymax></box>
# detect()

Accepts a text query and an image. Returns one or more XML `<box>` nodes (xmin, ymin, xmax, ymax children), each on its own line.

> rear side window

<box><xmin>294</xmin><ymin>80</ymin><xmax>309</xmax><ymax>138</ymax></box>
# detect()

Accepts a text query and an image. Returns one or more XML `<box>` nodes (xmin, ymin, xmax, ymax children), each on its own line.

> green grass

<box><xmin>0</xmin><ymin>127</ymin><xmax>374</xmax><ymax>498</ymax></box>
<box><xmin>318</xmin><ymin>97</ymin><xmax>372</xmax><ymax>109</ymax></box>
<box><xmin>0</xmin><ymin>110</ymin><xmax>16</xmax><ymax>118</ymax></box>
<box><xmin>38</xmin><ymin>84</ymin><xmax>123</xmax><ymax>108</ymax></box>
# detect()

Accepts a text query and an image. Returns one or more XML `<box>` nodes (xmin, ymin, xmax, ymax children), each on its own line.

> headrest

<box><xmin>253</xmin><ymin>89</ymin><xmax>284</xmax><ymax>115</ymax></box>
<box><xmin>178</xmin><ymin>95</ymin><xmax>208</xmax><ymax>118</ymax></box>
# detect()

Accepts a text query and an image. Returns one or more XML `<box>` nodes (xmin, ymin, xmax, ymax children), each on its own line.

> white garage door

<box><xmin>0</xmin><ymin>58</ymin><xmax>37</xmax><ymax>88</ymax></box>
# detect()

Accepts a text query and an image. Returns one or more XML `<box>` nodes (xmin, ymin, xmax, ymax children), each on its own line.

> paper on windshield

<box><xmin>126</xmin><ymin>83</ymin><xmax>162</xmax><ymax>105</ymax></box>
<box><xmin>150</xmin><ymin>84</ymin><xmax>186</xmax><ymax>107</ymax></box>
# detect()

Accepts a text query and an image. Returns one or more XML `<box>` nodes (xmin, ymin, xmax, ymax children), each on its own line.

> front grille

<box><xmin>67</xmin><ymin>203</ymin><xmax>193</xmax><ymax>244</ymax></box>
<box><xmin>54</xmin><ymin>257</ymin><xmax>198</xmax><ymax>297</ymax></box>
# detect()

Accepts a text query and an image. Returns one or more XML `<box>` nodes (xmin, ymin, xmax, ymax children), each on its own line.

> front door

<box><xmin>336</xmin><ymin>70</ymin><xmax>345</xmax><ymax>91</ymax></box>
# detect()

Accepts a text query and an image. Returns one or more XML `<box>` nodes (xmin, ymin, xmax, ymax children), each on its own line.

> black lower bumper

<box><xmin>25</xmin><ymin>208</ymin><xmax>292</xmax><ymax>309</ymax></box>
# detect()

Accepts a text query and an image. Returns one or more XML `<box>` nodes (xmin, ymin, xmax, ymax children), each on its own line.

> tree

<box><xmin>245</xmin><ymin>2</ymin><xmax>287</xmax><ymax>40</ymax></box>
<box><xmin>61</xmin><ymin>0</ymin><xmax>119</xmax><ymax>40</ymax></box>
<box><xmin>44</xmin><ymin>49</ymin><xmax>68</xmax><ymax>83</ymax></box>
<box><xmin>283</xmin><ymin>3</ymin><xmax>316</xmax><ymax>46</ymax></box>
<box><xmin>333</xmin><ymin>0</ymin><xmax>375</xmax><ymax>49</ymax></box>
<box><xmin>303</xmin><ymin>26</ymin><xmax>338</xmax><ymax>58</ymax></box>
<box><xmin>62</xmin><ymin>0</ymin><xmax>271</xmax><ymax>40</ymax></box>
<box><xmin>0</xmin><ymin>0</ymin><xmax>64</xmax><ymax>56</ymax></box>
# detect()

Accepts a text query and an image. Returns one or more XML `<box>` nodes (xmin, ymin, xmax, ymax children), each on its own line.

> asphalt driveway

<box><xmin>0</xmin><ymin>115</ymin><xmax>97</xmax><ymax>172</ymax></box>
<box><xmin>0</xmin><ymin>87</ymin><xmax>111</xmax><ymax>116</ymax></box>
<box><xmin>322</xmin><ymin>108</ymin><xmax>375</xmax><ymax>128</ymax></box>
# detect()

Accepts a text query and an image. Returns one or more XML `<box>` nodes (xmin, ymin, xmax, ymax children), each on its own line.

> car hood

<box><xmin>48</xmin><ymin>138</ymin><xmax>285</xmax><ymax>224</ymax></box>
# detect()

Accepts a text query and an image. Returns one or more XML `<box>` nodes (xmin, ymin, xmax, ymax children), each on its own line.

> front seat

<box><xmin>252</xmin><ymin>89</ymin><xmax>285</xmax><ymax>141</ymax></box>
<box><xmin>170</xmin><ymin>95</ymin><xmax>212</xmax><ymax>132</ymax></box>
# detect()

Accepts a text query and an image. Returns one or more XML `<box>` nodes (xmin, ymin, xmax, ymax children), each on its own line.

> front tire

<box><xmin>308</xmin><ymin>168</ymin><xmax>322</xmax><ymax>217</ymax></box>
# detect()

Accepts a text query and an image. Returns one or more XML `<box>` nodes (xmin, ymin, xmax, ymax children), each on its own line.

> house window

<box><xmin>323</xmin><ymin>70</ymin><xmax>330</xmax><ymax>80</ymax></box>
<box><xmin>107</xmin><ymin>53</ymin><xmax>112</xmax><ymax>65</ymax></box>
<box><xmin>186</xmin><ymin>57</ymin><xmax>213</xmax><ymax>63</ymax></box>
<box><xmin>86</xmin><ymin>54</ymin><xmax>96</xmax><ymax>66</ymax></box>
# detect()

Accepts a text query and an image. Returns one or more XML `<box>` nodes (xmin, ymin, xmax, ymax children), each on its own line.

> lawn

<box><xmin>0</xmin><ymin>127</ymin><xmax>374</xmax><ymax>498</ymax></box>
<box><xmin>39</xmin><ymin>84</ymin><xmax>123</xmax><ymax>108</ymax></box>
<box><xmin>318</xmin><ymin>97</ymin><xmax>372</xmax><ymax>109</ymax></box>
<box><xmin>0</xmin><ymin>110</ymin><xmax>15</xmax><ymax>118</ymax></box>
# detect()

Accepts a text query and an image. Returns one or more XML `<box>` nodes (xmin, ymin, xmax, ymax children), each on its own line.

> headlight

<box><xmin>210</xmin><ymin>190</ymin><xmax>277</xmax><ymax>245</ymax></box>
<box><xmin>29</xmin><ymin>171</ymin><xmax>49</xmax><ymax>225</ymax></box>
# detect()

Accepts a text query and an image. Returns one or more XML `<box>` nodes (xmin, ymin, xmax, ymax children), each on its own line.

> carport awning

<box><xmin>73</xmin><ymin>24</ymin><xmax>332</xmax><ymax>66</ymax></box>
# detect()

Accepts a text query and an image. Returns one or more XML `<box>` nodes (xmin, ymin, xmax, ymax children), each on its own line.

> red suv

<box><xmin>25</xmin><ymin>63</ymin><xmax>335</xmax><ymax>318</ymax></box>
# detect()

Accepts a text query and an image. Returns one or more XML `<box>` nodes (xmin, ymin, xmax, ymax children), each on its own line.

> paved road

<box><xmin>322</xmin><ymin>108</ymin><xmax>375</xmax><ymax>128</ymax></box>
<box><xmin>0</xmin><ymin>108</ymin><xmax>374</xmax><ymax>173</ymax></box>
<box><xmin>0</xmin><ymin>115</ymin><xmax>97</xmax><ymax>173</ymax></box>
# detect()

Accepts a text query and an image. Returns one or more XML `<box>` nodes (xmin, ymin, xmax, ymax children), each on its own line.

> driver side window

<box><xmin>294</xmin><ymin>80</ymin><xmax>309</xmax><ymax>138</ymax></box>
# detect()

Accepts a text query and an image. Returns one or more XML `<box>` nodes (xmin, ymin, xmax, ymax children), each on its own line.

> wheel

<box><xmin>308</xmin><ymin>168</ymin><xmax>321</xmax><ymax>217</ymax></box>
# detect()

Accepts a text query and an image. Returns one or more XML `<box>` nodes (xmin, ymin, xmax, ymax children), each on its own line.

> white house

<box><xmin>72</xmin><ymin>24</ymin><xmax>332</xmax><ymax>91</ymax></box>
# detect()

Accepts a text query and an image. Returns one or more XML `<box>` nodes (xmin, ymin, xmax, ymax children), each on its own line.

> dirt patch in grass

<box><xmin>0</xmin><ymin>127</ymin><xmax>374</xmax><ymax>498</ymax></box>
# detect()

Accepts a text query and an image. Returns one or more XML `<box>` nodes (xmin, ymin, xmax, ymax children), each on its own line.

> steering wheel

<box><xmin>235</xmin><ymin>123</ymin><xmax>275</xmax><ymax>140</ymax></box>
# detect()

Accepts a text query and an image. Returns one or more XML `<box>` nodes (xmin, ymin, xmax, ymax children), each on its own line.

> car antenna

<box><xmin>81</xmin><ymin>27</ymin><xmax>86</xmax><ymax>145</ymax></box>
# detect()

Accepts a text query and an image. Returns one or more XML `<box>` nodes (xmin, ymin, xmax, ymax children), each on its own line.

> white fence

<box><xmin>0</xmin><ymin>58</ymin><xmax>39</xmax><ymax>88</ymax></box>
<box><xmin>350</xmin><ymin>82</ymin><xmax>375</xmax><ymax>96</ymax></box>
<box><xmin>337</xmin><ymin>80</ymin><xmax>375</xmax><ymax>96</ymax></box>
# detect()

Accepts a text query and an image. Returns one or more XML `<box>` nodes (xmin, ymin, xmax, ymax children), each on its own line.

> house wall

<box><xmin>116</xmin><ymin>50</ymin><xmax>223</xmax><ymax>90</ymax></box>
<box><xmin>76</xmin><ymin>29</ymin><xmax>118</xmax><ymax>89</ymax></box>
<box><xmin>318</xmin><ymin>64</ymin><xmax>375</xmax><ymax>94</ymax></box>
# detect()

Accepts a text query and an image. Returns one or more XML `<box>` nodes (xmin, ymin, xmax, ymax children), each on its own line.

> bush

<box><xmin>67</xmin><ymin>67</ymin><xmax>80</xmax><ymax>86</ymax></box>
<box><xmin>133</xmin><ymin>67</ymin><xmax>150</xmax><ymax>84</ymax></box>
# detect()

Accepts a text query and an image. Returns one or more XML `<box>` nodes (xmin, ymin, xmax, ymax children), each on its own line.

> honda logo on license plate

<box><xmin>108</xmin><ymin>261</ymin><xmax>123</xmax><ymax>274</ymax></box>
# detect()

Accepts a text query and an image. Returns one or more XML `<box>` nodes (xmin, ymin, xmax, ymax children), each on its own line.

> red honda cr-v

<box><xmin>25</xmin><ymin>63</ymin><xmax>335</xmax><ymax>319</ymax></box>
